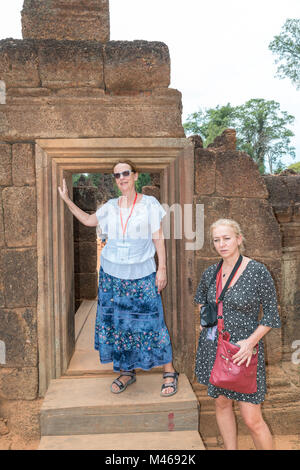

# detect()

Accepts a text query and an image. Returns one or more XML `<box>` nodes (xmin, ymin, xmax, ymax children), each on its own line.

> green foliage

<box><xmin>72</xmin><ymin>173</ymin><xmax>84</xmax><ymax>186</ymax></box>
<box><xmin>135</xmin><ymin>173</ymin><xmax>151</xmax><ymax>193</ymax></box>
<box><xmin>183</xmin><ymin>103</ymin><xmax>236</xmax><ymax>146</ymax></box>
<box><xmin>287</xmin><ymin>161</ymin><xmax>300</xmax><ymax>173</ymax></box>
<box><xmin>184</xmin><ymin>99</ymin><xmax>295</xmax><ymax>174</ymax></box>
<box><xmin>72</xmin><ymin>173</ymin><xmax>119</xmax><ymax>198</ymax></box>
<box><xmin>273</xmin><ymin>162</ymin><xmax>287</xmax><ymax>174</ymax></box>
<box><xmin>235</xmin><ymin>99</ymin><xmax>295</xmax><ymax>174</ymax></box>
<box><xmin>269</xmin><ymin>19</ymin><xmax>300</xmax><ymax>90</ymax></box>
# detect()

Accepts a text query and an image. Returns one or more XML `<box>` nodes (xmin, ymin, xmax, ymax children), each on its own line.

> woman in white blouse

<box><xmin>58</xmin><ymin>160</ymin><xmax>178</xmax><ymax>396</ymax></box>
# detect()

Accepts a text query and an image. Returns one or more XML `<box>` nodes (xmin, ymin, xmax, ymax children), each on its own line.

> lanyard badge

<box><xmin>116</xmin><ymin>243</ymin><xmax>130</xmax><ymax>262</ymax></box>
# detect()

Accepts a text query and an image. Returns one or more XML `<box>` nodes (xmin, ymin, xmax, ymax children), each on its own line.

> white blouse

<box><xmin>96</xmin><ymin>195</ymin><xmax>166</xmax><ymax>280</ymax></box>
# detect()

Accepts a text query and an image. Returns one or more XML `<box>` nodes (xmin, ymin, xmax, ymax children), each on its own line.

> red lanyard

<box><xmin>119</xmin><ymin>192</ymin><xmax>138</xmax><ymax>237</ymax></box>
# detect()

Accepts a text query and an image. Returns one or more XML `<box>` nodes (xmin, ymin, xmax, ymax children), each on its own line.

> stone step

<box><xmin>40</xmin><ymin>374</ymin><xmax>199</xmax><ymax>437</ymax></box>
<box><xmin>38</xmin><ymin>430</ymin><xmax>205</xmax><ymax>450</ymax></box>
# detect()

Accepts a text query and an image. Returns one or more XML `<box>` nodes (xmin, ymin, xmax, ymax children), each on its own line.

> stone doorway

<box><xmin>36</xmin><ymin>137</ymin><xmax>195</xmax><ymax>396</ymax></box>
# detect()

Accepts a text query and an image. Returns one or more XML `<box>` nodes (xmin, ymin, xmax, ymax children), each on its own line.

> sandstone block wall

<box><xmin>0</xmin><ymin>142</ymin><xmax>39</xmax><ymax>448</ymax></box>
<box><xmin>0</xmin><ymin>37</ymin><xmax>183</xmax><ymax>141</ymax></box>
<box><xmin>22</xmin><ymin>0</ymin><xmax>110</xmax><ymax>42</ymax></box>
<box><xmin>105</xmin><ymin>41</ymin><xmax>170</xmax><ymax>92</ymax></box>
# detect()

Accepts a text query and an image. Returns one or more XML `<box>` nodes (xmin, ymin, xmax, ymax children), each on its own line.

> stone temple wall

<box><xmin>0</xmin><ymin>0</ymin><xmax>183</xmax><ymax>448</ymax></box>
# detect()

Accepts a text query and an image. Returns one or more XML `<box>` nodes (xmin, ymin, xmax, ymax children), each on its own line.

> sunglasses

<box><xmin>113</xmin><ymin>170</ymin><xmax>135</xmax><ymax>179</ymax></box>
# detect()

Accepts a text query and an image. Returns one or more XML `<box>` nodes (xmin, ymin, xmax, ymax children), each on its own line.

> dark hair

<box><xmin>112</xmin><ymin>160</ymin><xmax>138</xmax><ymax>174</ymax></box>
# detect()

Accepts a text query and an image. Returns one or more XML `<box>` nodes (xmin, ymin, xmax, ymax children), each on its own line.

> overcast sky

<box><xmin>1</xmin><ymin>0</ymin><xmax>299</xmax><ymax>167</ymax></box>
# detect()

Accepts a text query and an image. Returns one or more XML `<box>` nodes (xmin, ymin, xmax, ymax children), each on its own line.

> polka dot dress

<box><xmin>194</xmin><ymin>260</ymin><xmax>281</xmax><ymax>404</ymax></box>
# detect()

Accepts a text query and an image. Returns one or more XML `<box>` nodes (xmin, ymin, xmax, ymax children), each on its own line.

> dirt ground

<box><xmin>204</xmin><ymin>434</ymin><xmax>300</xmax><ymax>450</ymax></box>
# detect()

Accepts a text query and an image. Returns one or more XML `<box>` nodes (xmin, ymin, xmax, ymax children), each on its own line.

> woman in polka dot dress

<box><xmin>194</xmin><ymin>219</ymin><xmax>281</xmax><ymax>450</ymax></box>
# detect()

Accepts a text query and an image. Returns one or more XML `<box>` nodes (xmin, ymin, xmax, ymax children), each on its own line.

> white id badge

<box><xmin>116</xmin><ymin>242</ymin><xmax>130</xmax><ymax>262</ymax></box>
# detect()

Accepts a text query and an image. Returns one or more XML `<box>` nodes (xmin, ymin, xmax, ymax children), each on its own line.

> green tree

<box><xmin>287</xmin><ymin>161</ymin><xmax>300</xmax><ymax>173</ymax></box>
<box><xmin>72</xmin><ymin>173</ymin><xmax>86</xmax><ymax>186</ymax></box>
<box><xmin>235</xmin><ymin>99</ymin><xmax>295</xmax><ymax>174</ymax></box>
<box><xmin>269</xmin><ymin>19</ymin><xmax>300</xmax><ymax>90</ymax></box>
<box><xmin>135</xmin><ymin>173</ymin><xmax>151</xmax><ymax>193</ymax></box>
<box><xmin>184</xmin><ymin>99</ymin><xmax>295</xmax><ymax>174</ymax></box>
<box><xmin>184</xmin><ymin>103</ymin><xmax>236</xmax><ymax>146</ymax></box>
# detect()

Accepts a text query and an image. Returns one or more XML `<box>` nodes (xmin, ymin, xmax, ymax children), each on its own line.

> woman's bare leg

<box><xmin>215</xmin><ymin>395</ymin><xmax>238</xmax><ymax>450</ymax></box>
<box><xmin>239</xmin><ymin>402</ymin><xmax>273</xmax><ymax>450</ymax></box>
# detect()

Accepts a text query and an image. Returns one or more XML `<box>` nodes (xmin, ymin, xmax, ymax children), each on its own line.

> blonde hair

<box><xmin>210</xmin><ymin>218</ymin><xmax>246</xmax><ymax>253</ymax></box>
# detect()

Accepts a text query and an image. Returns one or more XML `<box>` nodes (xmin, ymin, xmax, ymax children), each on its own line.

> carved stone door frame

<box><xmin>35</xmin><ymin>138</ymin><xmax>195</xmax><ymax>396</ymax></box>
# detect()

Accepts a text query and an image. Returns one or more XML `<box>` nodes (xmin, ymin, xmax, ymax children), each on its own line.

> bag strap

<box><xmin>217</xmin><ymin>254</ymin><xmax>243</xmax><ymax>303</ymax></box>
<box><xmin>216</xmin><ymin>255</ymin><xmax>243</xmax><ymax>334</ymax></box>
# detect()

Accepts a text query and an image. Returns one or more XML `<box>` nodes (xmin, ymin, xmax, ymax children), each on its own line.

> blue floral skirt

<box><xmin>94</xmin><ymin>268</ymin><xmax>173</xmax><ymax>372</ymax></box>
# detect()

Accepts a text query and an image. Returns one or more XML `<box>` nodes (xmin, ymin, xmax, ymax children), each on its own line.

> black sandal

<box><xmin>110</xmin><ymin>370</ymin><xmax>136</xmax><ymax>394</ymax></box>
<box><xmin>160</xmin><ymin>372</ymin><xmax>179</xmax><ymax>397</ymax></box>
